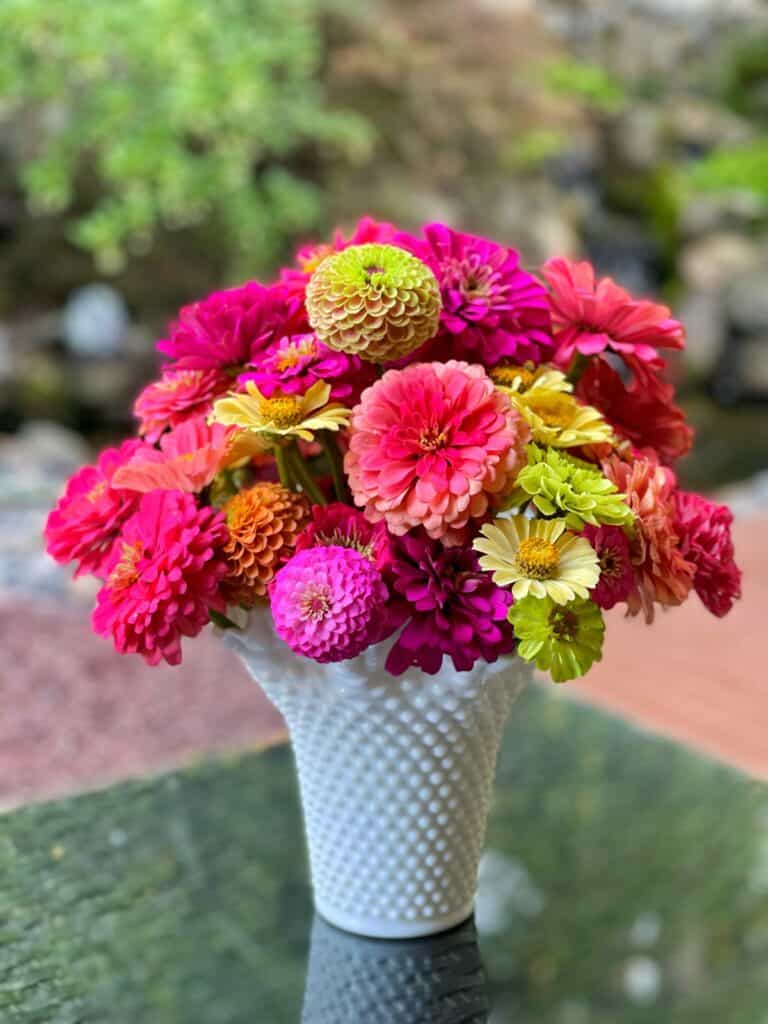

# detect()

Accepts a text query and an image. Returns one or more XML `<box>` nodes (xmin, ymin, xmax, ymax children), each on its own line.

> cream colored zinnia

<box><xmin>491</xmin><ymin>362</ymin><xmax>572</xmax><ymax>396</ymax></box>
<box><xmin>474</xmin><ymin>515</ymin><xmax>600</xmax><ymax>604</ymax></box>
<box><xmin>511</xmin><ymin>389</ymin><xmax>614</xmax><ymax>448</ymax></box>
<box><xmin>211</xmin><ymin>380</ymin><xmax>351</xmax><ymax>443</ymax></box>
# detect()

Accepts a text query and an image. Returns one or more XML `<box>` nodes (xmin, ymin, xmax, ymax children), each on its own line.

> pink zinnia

<box><xmin>543</xmin><ymin>258</ymin><xmax>685</xmax><ymax>369</ymax></box>
<box><xmin>157</xmin><ymin>281</ymin><xmax>306</xmax><ymax>371</ymax></box>
<box><xmin>45</xmin><ymin>440</ymin><xmax>145</xmax><ymax>578</ymax></box>
<box><xmin>581</xmin><ymin>525</ymin><xmax>634</xmax><ymax>610</ymax></box>
<box><xmin>576</xmin><ymin>355</ymin><xmax>693</xmax><ymax>465</ymax></box>
<box><xmin>294</xmin><ymin>502</ymin><xmax>393</xmax><ymax>571</ymax></box>
<box><xmin>238</xmin><ymin>332</ymin><xmax>375</xmax><ymax>405</ymax></box>
<box><xmin>92</xmin><ymin>490</ymin><xmax>228</xmax><ymax>666</ymax></box>
<box><xmin>396</xmin><ymin>223</ymin><xmax>553</xmax><ymax>366</ymax></box>
<box><xmin>113</xmin><ymin>418</ymin><xmax>236</xmax><ymax>494</ymax></box>
<box><xmin>345</xmin><ymin>361</ymin><xmax>527</xmax><ymax>545</ymax></box>
<box><xmin>269</xmin><ymin>546</ymin><xmax>388</xmax><ymax>663</ymax></box>
<box><xmin>675</xmin><ymin>491</ymin><xmax>742</xmax><ymax>618</ymax></box>
<box><xmin>134</xmin><ymin>368</ymin><xmax>231</xmax><ymax>441</ymax></box>
<box><xmin>385</xmin><ymin>530</ymin><xmax>514</xmax><ymax>676</ymax></box>
<box><xmin>602</xmin><ymin>455</ymin><xmax>695</xmax><ymax>623</ymax></box>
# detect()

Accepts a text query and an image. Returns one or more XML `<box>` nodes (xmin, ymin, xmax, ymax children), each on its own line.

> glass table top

<box><xmin>3</xmin><ymin>684</ymin><xmax>767</xmax><ymax>1023</ymax></box>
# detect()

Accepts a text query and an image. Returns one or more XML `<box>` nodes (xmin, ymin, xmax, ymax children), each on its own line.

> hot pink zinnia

<box><xmin>385</xmin><ymin>530</ymin><xmax>514</xmax><ymax>676</ymax></box>
<box><xmin>395</xmin><ymin>223</ymin><xmax>553</xmax><ymax>366</ymax></box>
<box><xmin>157</xmin><ymin>281</ymin><xmax>306</xmax><ymax>371</ymax></box>
<box><xmin>134</xmin><ymin>368</ymin><xmax>231</xmax><ymax>442</ymax></box>
<box><xmin>237</xmin><ymin>332</ymin><xmax>375</xmax><ymax>405</ymax></box>
<box><xmin>543</xmin><ymin>258</ymin><xmax>685</xmax><ymax>369</ymax></box>
<box><xmin>675</xmin><ymin>491</ymin><xmax>742</xmax><ymax>618</ymax></box>
<box><xmin>294</xmin><ymin>502</ymin><xmax>393</xmax><ymax>572</ymax></box>
<box><xmin>269</xmin><ymin>546</ymin><xmax>388</xmax><ymax>663</ymax></box>
<box><xmin>45</xmin><ymin>440</ymin><xmax>146</xmax><ymax>578</ymax></box>
<box><xmin>346</xmin><ymin>361</ymin><xmax>527</xmax><ymax>545</ymax></box>
<box><xmin>580</xmin><ymin>524</ymin><xmax>635</xmax><ymax>610</ymax></box>
<box><xmin>113</xmin><ymin>418</ymin><xmax>236</xmax><ymax>494</ymax></box>
<box><xmin>92</xmin><ymin>490</ymin><xmax>228</xmax><ymax>666</ymax></box>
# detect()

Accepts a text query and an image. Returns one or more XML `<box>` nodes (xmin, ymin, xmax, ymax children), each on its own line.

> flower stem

<box><xmin>320</xmin><ymin>431</ymin><xmax>351</xmax><ymax>504</ymax></box>
<box><xmin>566</xmin><ymin>352</ymin><xmax>589</xmax><ymax>385</ymax></box>
<box><xmin>274</xmin><ymin>445</ymin><xmax>294</xmax><ymax>490</ymax></box>
<box><xmin>286</xmin><ymin>443</ymin><xmax>327</xmax><ymax>506</ymax></box>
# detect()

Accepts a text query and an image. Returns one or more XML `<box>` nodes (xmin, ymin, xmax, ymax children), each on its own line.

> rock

<box><xmin>62</xmin><ymin>283</ymin><xmax>130</xmax><ymax>358</ymax></box>
<box><xmin>607</xmin><ymin>104</ymin><xmax>664</xmax><ymax>173</ymax></box>
<box><xmin>11</xmin><ymin>420</ymin><xmax>91</xmax><ymax>472</ymax></box>
<box><xmin>680</xmin><ymin>192</ymin><xmax>766</xmax><ymax>239</ymax></box>
<box><xmin>582</xmin><ymin>211</ymin><xmax>662</xmax><ymax>294</ymax></box>
<box><xmin>736</xmin><ymin>336</ymin><xmax>768</xmax><ymax>390</ymax></box>
<box><xmin>726</xmin><ymin>270</ymin><xmax>768</xmax><ymax>333</ymax></box>
<box><xmin>679</xmin><ymin>233</ymin><xmax>762</xmax><ymax>291</ymax></box>
<box><xmin>677</xmin><ymin>291</ymin><xmax>727</xmax><ymax>376</ymax></box>
<box><xmin>665</xmin><ymin>98</ymin><xmax>752</xmax><ymax>154</ymax></box>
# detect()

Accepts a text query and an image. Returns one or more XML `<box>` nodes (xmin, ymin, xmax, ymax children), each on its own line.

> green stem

<box><xmin>320</xmin><ymin>432</ymin><xmax>351</xmax><ymax>504</ymax></box>
<box><xmin>566</xmin><ymin>352</ymin><xmax>589</xmax><ymax>386</ymax></box>
<box><xmin>286</xmin><ymin>444</ymin><xmax>327</xmax><ymax>506</ymax></box>
<box><xmin>274</xmin><ymin>445</ymin><xmax>294</xmax><ymax>490</ymax></box>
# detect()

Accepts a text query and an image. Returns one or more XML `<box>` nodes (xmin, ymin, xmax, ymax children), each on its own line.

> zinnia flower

<box><xmin>490</xmin><ymin>362</ymin><xmax>570</xmax><ymax>395</ymax></box>
<box><xmin>513</xmin><ymin>445</ymin><xmax>634</xmax><ymax>530</ymax></box>
<box><xmin>543</xmin><ymin>258</ymin><xmax>685</xmax><ymax>369</ymax></box>
<box><xmin>385</xmin><ymin>531</ymin><xmax>515</xmax><ymax>676</ymax></box>
<box><xmin>675</xmin><ymin>491</ymin><xmax>741</xmax><ymax>617</ymax></box>
<box><xmin>92</xmin><ymin>490</ymin><xmax>228</xmax><ymax>666</ymax></box>
<box><xmin>157</xmin><ymin>281</ymin><xmax>306</xmax><ymax>372</ymax></box>
<box><xmin>45</xmin><ymin>440</ymin><xmax>145</xmax><ymax>578</ymax></box>
<box><xmin>294</xmin><ymin>502</ymin><xmax>392</xmax><ymax>571</ymax></box>
<box><xmin>238</xmin><ymin>332</ymin><xmax>375</xmax><ymax>405</ymax></box>
<box><xmin>280</xmin><ymin>217</ymin><xmax>399</xmax><ymax>297</ymax></box>
<box><xmin>576</xmin><ymin>355</ymin><xmax>693</xmax><ymax>465</ymax></box>
<box><xmin>221</xmin><ymin>482</ymin><xmax>310</xmax><ymax>606</ymax></box>
<box><xmin>400</xmin><ymin>224</ymin><xmax>553</xmax><ymax>366</ymax></box>
<box><xmin>580</xmin><ymin>524</ymin><xmax>634</xmax><ymax>610</ymax></box>
<box><xmin>270</xmin><ymin>546</ymin><xmax>388</xmax><ymax>663</ymax></box>
<box><xmin>345</xmin><ymin>361</ymin><xmax>527</xmax><ymax>545</ymax></box>
<box><xmin>474</xmin><ymin>516</ymin><xmax>600</xmax><ymax>604</ymax></box>
<box><xmin>134</xmin><ymin>368</ymin><xmax>231</xmax><ymax>442</ymax></box>
<box><xmin>211</xmin><ymin>379</ymin><xmax>351</xmax><ymax>444</ymax></box>
<box><xmin>508</xmin><ymin>595</ymin><xmax>605</xmax><ymax>683</ymax></box>
<box><xmin>306</xmin><ymin>243</ymin><xmax>441</xmax><ymax>363</ymax></box>
<box><xmin>602</xmin><ymin>455</ymin><xmax>695</xmax><ymax>622</ymax></box>
<box><xmin>113</xmin><ymin>418</ymin><xmax>248</xmax><ymax>494</ymax></box>
<box><xmin>508</xmin><ymin>389</ymin><xmax>614</xmax><ymax>449</ymax></box>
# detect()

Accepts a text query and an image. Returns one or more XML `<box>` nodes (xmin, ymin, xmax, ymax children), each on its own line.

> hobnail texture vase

<box><xmin>226</xmin><ymin>607</ymin><xmax>531</xmax><ymax>939</ymax></box>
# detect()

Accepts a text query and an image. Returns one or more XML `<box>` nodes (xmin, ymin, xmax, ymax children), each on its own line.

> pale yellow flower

<box><xmin>490</xmin><ymin>362</ymin><xmax>571</xmax><ymax>395</ymax></box>
<box><xmin>511</xmin><ymin>389</ymin><xmax>614</xmax><ymax>448</ymax></box>
<box><xmin>211</xmin><ymin>380</ymin><xmax>351</xmax><ymax>443</ymax></box>
<box><xmin>474</xmin><ymin>515</ymin><xmax>600</xmax><ymax>604</ymax></box>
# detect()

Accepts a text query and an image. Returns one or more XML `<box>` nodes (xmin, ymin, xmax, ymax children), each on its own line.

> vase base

<box><xmin>314</xmin><ymin>898</ymin><xmax>476</xmax><ymax>940</ymax></box>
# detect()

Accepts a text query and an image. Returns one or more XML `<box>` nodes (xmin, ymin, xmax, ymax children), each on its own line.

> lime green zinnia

<box><xmin>509</xmin><ymin>594</ymin><xmax>605</xmax><ymax>683</ymax></box>
<box><xmin>510</xmin><ymin>444</ymin><xmax>634</xmax><ymax>530</ymax></box>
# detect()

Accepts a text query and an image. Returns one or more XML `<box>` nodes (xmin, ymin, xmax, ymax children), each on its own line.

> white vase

<box><xmin>226</xmin><ymin>607</ymin><xmax>531</xmax><ymax>939</ymax></box>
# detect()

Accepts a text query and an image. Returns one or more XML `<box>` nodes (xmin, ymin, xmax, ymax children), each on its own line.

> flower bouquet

<box><xmin>46</xmin><ymin>219</ymin><xmax>741</xmax><ymax>937</ymax></box>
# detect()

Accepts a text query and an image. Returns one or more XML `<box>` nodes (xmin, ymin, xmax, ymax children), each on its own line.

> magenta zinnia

<box><xmin>92</xmin><ymin>490</ymin><xmax>228</xmax><ymax>666</ymax></box>
<box><xmin>580</xmin><ymin>524</ymin><xmax>634</xmax><ymax>610</ymax></box>
<box><xmin>346</xmin><ymin>360</ymin><xmax>527</xmax><ymax>545</ymax></box>
<box><xmin>134</xmin><ymin>368</ymin><xmax>231</xmax><ymax>441</ymax></box>
<box><xmin>270</xmin><ymin>546</ymin><xmax>388</xmax><ymax>663</ymax></box>
<box><xmin>385</xmin><ymin>531</ymin><xmax>514</xmax><ymax>676</ymax></box>
<box><xmin>294</xmin><ymin>502</ymin><xmax>393</xmax><ymax>572</ymax></box>
<box><xmin>675</xmin><ymin>491</ymin><xmax>742</xmax><ymax>618</ymax></box>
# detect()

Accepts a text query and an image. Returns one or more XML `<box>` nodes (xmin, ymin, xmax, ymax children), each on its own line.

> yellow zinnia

<box><xmin>211</xmin><ymin>380</ymin><xmax>351</xmax><ymax>444</ymax></box>
<box><xmin>491</xmin><ymin>361</ymin><xmax>571</xmax><ymax>396</ymax></box>
<box><xmin>511</xmin><ymin>389</ymin><xmax>614</xmax><ymax>448</ymax></box>
<box><xmin>473</xmin><ymin>515</ymin><xmax>600</xmax><ymax>604</ymax></box>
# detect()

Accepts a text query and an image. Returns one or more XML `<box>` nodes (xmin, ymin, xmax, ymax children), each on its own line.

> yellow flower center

<box><xmin>551</xmin><ymin>606</ymin><xmax>580</xmax><ymax>642</ymax></box>
<box><xmin>419</xmin><ymin>427</ymin><xmax>448</xmax><ymax>452</ymax></box>
<box><xmin>491</xmin><ymin>362</ymin><xmax>535</xmax><ymax>390</ymax></box>
<box><xmin>276</xmin><ymin>337</ymin><xmax>317</xmax><ymax>371</ymax></box>
<box><xmin>316</xmin><ymin>529</ymin><xmax>375</xmax><ymax>561</ymax></box>
<box><xmin>258</xmin><ymin>395</ymin><xmax>305</xmax><ymax>428</ymax></box>
<box><xmin>298</xmin><ymin>583</ymin><xmax>332</xmax><ymax>622</ymax></box>
<box><xmin>517</xmin><ymin>537</ymin><xmax>560</xmax><ymax>579</ymax></box>
<box><xmin>530</xmin><ymin>395</ymin><xmax>576</xmax><ymax>429</ymax></box>
<box><xmin>108</xmin><ymin>541</ymin><xmax>143</xmax><ymax>591</ymax></box>
<box><xmin>86</xmin><ymin>480</ymin><xmax>107</xmax><ymax>503</ymax></box>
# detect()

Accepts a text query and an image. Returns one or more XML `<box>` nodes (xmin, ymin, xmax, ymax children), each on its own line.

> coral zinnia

<box><xmin>92</xmin><ymin>490</ymin><xmax>228</xmax><ymax>666</ymax></box>
<box><xmin>270</xmin><ymin>546</ymin><xmax>388</xmax><ymax>663</ymax></box>
<box><xmin>576</xmin><ymin>355</ymin><xmax>693</xmax><ymax>465</ymax></box>
<box><xmin>157</xmin><ymin>281</ymin><xmax>306</xmax><ymax>372</ymax></box>
<box><xmin>403</xmin><ymin>224</ymin><xmax>553</xmax><ymax>367</ymax></box>
<box><xmin>509</xmin><ymin>595</ymin><xmax>605</xmax><ymax>683</ymax></box>
<box><xmin>221</xmin><ymin>482</ymin><xmax>310</xmax><ymax>606</ymax></box>
<box><xmin>345</xmin><ymin>361</ymin><xmax>527</xmax><ymax>545</ymax></box>
<box><xmin>294</xmin><ymin>502</ymin><xmax>392</xmax><ymax>572</ymax></box>
<box><xmin>675</xmin><ymin>491</ymin><xmax>741</xmax><ymax>618</ymax></box>
<box><xmin>543</xmin><ymin>258</ymin><xmax>685</xmax><ymax>369</ymax></box>
<box><xmin>45</xmin><ymin>440</ymin><xmax>145</xmax><ymax>578</ymax></box>
<box><xmin>602</xmin><ymin>455</ymin><xmax>695</xmax><ymax>622</ymax></box>
<box><xmin>580</xmin><ymin>524</ymin><xmax>635</xmax><ymax>610</ymax></box>
<box><xmin>306</xmin><ymin>243</ymin><xmax>441</xmax><ymax>362</ymax></box>
<box><xmin>212</xmin><ymin>379</ymin><xmax>351</xmax><ymax>444</ymax></box>
<box><xmin>385</xmin><ymin>531</ymin><xmax>515</xmax><ymax>676</ymax></box>
<box><xmin>474</xmin><ymin>516</ymin><xmax>600</xmax><ymax>604</ymax></box>
<box><xmin>134</xmin><ymin>368</ymin><xmax>231</xmax><ymax>442</ymax></box>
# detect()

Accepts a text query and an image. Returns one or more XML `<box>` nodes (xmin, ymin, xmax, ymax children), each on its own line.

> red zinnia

<box><xmin>675</xmin><ymin>491</ymin><xmax>742</xmax><ymax>618</ymax></box>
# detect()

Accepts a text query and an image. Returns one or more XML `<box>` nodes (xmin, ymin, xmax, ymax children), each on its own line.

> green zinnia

<box><xmin>509</xmin><ymin>594</ymin><xmax>605</xmax><ymax>683</ymax></box>
<box><xmin>510</xmin><ymin>444</ymin><xmax>634</xmax><ymax>530</ymax></box>
<box><xmin>306</xmin><ymin>243</ymin><xmax>441</xmax><ymax>363</ymax></box>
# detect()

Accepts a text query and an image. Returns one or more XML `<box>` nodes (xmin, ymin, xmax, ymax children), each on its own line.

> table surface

<box><xmin>3</xmin><ymin>684</ymin><xmax>767</xmax><ymax>1024</ymax></box>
